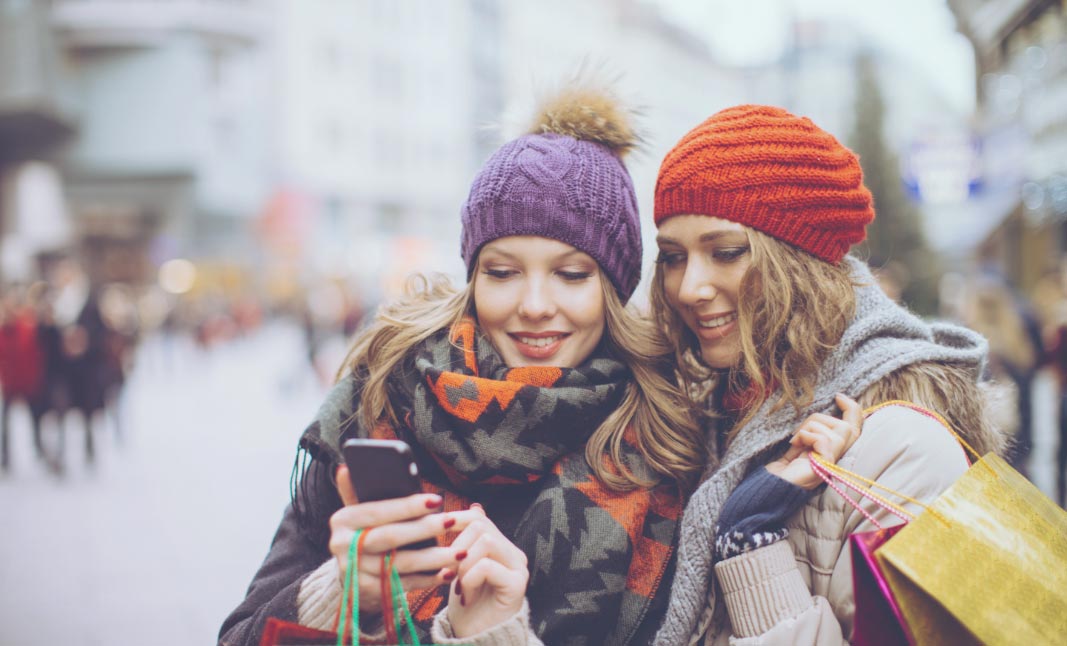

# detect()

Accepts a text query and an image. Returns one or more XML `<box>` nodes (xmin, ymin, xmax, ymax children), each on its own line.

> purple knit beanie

<box><xmin>460</xmin><ymin>87</ymin><xmax>642</xmax><ymax>302</ymax></box>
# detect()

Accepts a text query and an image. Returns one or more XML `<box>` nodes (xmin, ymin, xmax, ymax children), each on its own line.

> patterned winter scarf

<box><xmin>296</xmin><ymin>318</ymin><xmax>682</xmax><ymax>645</ymax></box>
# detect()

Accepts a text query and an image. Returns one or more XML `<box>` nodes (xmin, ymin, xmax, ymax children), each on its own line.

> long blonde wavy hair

<box><xmin>338</xmin><ymin>271</ymin><xmax>705</xmax><ymax>493</ymax></box>
<box><xmin>650</xmin><ymin>228</ymin><xmax>1003</xmax><ymax>456</ymax></box>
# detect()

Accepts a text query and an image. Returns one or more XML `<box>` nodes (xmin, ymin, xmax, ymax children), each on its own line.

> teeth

<box><xmin>698</xmin><ymin>312</ymin><xmax>737</xmax><ymax>329</ymax></box>
<box><xmin>517</xmin><ymin>335</ymin><xmax>562</xmax><ymax>348</ymax></box>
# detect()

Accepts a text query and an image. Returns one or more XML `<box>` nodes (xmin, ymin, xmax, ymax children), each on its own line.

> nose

<box><xmin>677</xmin><ymin>257</ymin><xmax>717</xmax><ymax>307</ymax></box>
<box><xmin>518</xmin><ymin>277</ymin><xmax>555</xmax><ymax>320</ymax></box>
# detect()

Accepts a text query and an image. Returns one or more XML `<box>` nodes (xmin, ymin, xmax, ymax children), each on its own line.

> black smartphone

<box><xmin>341</xmin><ymin>438</ymin><xmax>437</xmax><ymax>550</ymax></box>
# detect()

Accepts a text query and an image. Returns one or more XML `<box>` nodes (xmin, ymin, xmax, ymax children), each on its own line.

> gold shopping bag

<box><xmin>875</xmin><ymin>450</ymin><xmax>1067</xmax><ymax>646</ymax></box>
<box><xmin>821</xmin><ymin>402</ymin><xmax>1067</xmax><ymax>646</ymax></box>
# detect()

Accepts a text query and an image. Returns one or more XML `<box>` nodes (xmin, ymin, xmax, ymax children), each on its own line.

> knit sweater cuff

<box><xmin>431</xmin><ymin>599</ymin><xmax>543</xmax><ymax>645</ymax></box>
<box><xmin>714</xmin><ymin>540</ymin><xmax>814</xmax><ymax>638</ymax></box>
<box><xmin>296</xmin><ymin>558</ymin><xmax>385</xmax><ymax>640</ymax></box>
<box><xmin>714</xmin><ymin>467</ymin><xmax>813</xmax><ymax>560</ymax></box>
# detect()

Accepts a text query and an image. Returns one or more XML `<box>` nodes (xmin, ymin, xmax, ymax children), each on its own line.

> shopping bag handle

<box><xmin>337</xmin><ymin>529</ymin><xmax>370</xmax><ymax>646</ymax></box>
<box><xmin>863</xmin><ymin>400</ymin><xmax>982</xmax><ymax>464</ymax></box>
<box><xmin>809</xmin><ymin>454</ymin><xmax>914</xmax><ymax>530</ymax></box>
<box><xmin>807</xmin><ymin>400</ymin><xmax>979</xmax><ymax>528</ymax></box>
<box><xmin>335</xmin><ymin>530</ymin><xmax>424</xmax><ymax>646</ymax></box>
<box><xmin>811</xmin><ymin>453</ymin><xmax>950</xmax><ymax>526</ymax></box>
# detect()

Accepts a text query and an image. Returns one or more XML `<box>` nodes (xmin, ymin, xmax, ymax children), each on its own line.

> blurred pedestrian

<box><xmin>961</xmin><ymin>272</ymin><xmax>1042</xmax><ymax>473</ymax></box>
<box><xmin>1037</xmin><ymin>261</ymin><xmax>1067</xmax><ymax>507</ymax></box>
<box><xmin>221</xmin><ymin>81</ymin><xmax>703</xmax><ymax>645</ymax></box>
<box><xmin>33</xmin><ymin>294</ymin><xmax>71</xmax><ymax>471</ymax></box>
<box><xmin>0</xmin><ymin>286</ymin><xmax>45</xmax><ymax>470</ymax></box>
<box><xmin>59</xmin><ymin>288</ymin><xmax>112</xmax><ymax>464</ymax></box>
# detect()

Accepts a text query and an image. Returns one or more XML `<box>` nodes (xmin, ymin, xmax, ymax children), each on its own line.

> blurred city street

<box><xmin>0</xmin><ymin>321</ymin><xmax>329</xmax><ymax>646</ymax></box>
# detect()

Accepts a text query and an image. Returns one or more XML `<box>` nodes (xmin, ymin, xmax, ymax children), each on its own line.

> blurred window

<box><xmin>209</xmin><ymin>48</ymin><xmax>228</xmax><ymax>89</ymax></box>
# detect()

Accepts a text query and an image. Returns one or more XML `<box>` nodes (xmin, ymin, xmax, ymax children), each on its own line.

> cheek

<box><xmin>472</xmin><ymin>281</ymin><xmax>508</xmax><ymax>329</ymax></box>
<box><xmin>561</xmin><ymin>285</ymin><xmax>606</xmax><ymax>331</ymax></box>
<box><xmin>660</xmin><ymin>272</ymin><xmax>683</xmax><ymax>307</ymax></box>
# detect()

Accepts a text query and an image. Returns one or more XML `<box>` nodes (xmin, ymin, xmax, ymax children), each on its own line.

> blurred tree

<box><xmin>849</xmin><ymin>51</ymin><xmax>939</xmax><ymax>315</ymax></box>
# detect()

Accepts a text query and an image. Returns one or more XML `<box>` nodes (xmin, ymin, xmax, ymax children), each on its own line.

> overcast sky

<box><xmin>653</xmin><ymin>0</ymin><xmax>976</xmax><ymax>113</ymax></box>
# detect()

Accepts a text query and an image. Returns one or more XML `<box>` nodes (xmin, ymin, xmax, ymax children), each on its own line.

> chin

<box><xmin>700</xmin><ymin>348</ymin><xmax>738</xmax><ymax>370</ymax></box>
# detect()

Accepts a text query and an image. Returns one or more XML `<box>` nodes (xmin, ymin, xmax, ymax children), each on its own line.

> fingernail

<box><xmin>455</xmin><ymin>551</ymin><xmax>467</xmax><ymax>561</ymax></box>
<box><xmin>459</xmin><ymin>594</ymin><xmax>466</xmax><ymax>607</ymax></box>
<box><xmin>425</xmin><ymin>495</ymin><xmax>443</xmax><ymax>509</ymax></box>
<box><xmin>470</xmin><ymin>502</ymin><xmax>483</xmax><ymax>511</ymax></box>
<box><xmin>455</xmin><ymin>578</ymin><xmax>462</xmax><ymax>595</ymax></box>
<box><xmin>443</xmin><ymin>516</ymin><xmax>456</xmax><ymax>530</ymax></box>
<box><xmin>442</xmin><ymin>569</ymin><xmax>456</xmax><ymax>581</ymax></box>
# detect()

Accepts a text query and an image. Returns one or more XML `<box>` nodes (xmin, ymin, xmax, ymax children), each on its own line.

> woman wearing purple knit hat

<box><xmin>647</xmin><ymin>105</ymin><xmax>1006</xmax><ymax>644</ymax></box>
<box><xmin>219</xmin><ymin>84</ymin><xmax>703</xmax><ymax>646</ymax></box>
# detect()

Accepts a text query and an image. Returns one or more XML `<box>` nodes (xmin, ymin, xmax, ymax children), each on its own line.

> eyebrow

<box><xmin>655</xmin><ymin>231</ymin><xmax>748</xmax><ymax>246</ymax></box>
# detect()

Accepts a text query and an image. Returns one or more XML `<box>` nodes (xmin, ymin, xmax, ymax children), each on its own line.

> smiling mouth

<box><xmin>697</xmin><ymin>312</ymin><xmax>738</xmax><ymax>329</ymax></box>
<box><xmin>512</xmin><ymin>334</ymin><xmax>565</xmax><ymax>348</ymax></box>
<box><xmin>508</xmin><ymin>332</ymin><xmax>571</xmax><ymax>359</ymax></box>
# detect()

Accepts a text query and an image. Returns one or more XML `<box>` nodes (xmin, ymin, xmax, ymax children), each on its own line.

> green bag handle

<box><xmin>337</xmin><ymin>530</ymin><xmax>423</xmax><ymax>646</ymax></box>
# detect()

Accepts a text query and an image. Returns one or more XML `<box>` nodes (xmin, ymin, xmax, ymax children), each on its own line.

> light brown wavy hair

<box><xmin>339</xmin><ymin>271</ymin><xmax>705</xmax><ymax>493</ymax></box>
<box><xmin>650</xmin><ymin>228</ymin><xmax>1002</xmax><ymax>456</ymax></box>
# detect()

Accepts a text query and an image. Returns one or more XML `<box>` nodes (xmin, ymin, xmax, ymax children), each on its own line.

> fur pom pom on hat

<box><xmin>653</xmin><ymin>104</ymin><xmax>875</xmax><ymax>264</ymax></box>
<box><xmin>461</xmin><ymin>83</ymin><xmax>642</xmax><ymax>302</ymax></box>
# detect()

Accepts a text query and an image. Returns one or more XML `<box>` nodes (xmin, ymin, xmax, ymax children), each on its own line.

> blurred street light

<box><xmin>158</xmin><ymin>258</ymin><xmax>196</xmax><ymax>295</ymax></box>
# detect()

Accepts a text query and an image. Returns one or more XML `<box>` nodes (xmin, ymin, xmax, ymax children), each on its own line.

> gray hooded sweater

<box><xmin>653</xmin><ymin>257</ymin><xmax>988</xmax><ymax>645</ymax></box>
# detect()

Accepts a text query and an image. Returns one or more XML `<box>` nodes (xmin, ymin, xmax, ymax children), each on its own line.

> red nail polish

<box><xmin>459</xmin><ymin>594</ymin><xmax>466</xmax><ymax>607</ymax></box>
<box><xmin>442</xmin><ymin>569</ymin><xmax>456</xmax><ymax>581</ymax></box>
<box><xmin>455</xmin><ymin>551</ymin><xmax>468</xmax><ymax>561</ymax></box>
<box><xmin>443</xmin><ymin>517</ymin><xmax>456</xmax><ymax>530</ymax></box>
<box><xmin>425</xmin><ymin>495</ymin><xmax>443</xmax><ymax>509</ymax></box>
<box><xmin>455</xmin><ymin>578</ymin><xmax>462</xmax><ymax>596</ymax></box>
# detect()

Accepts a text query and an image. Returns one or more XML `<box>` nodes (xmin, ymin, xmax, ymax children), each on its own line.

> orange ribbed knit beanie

<box><xmin>654</xmin><ymin>105</ymin><xmax>875</xmax><ymax>264</ymax></box>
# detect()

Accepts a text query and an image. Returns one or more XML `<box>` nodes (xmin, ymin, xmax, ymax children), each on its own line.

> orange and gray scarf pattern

<box><xmin>295</xmin><ymin>319</ymin><xmax>682</xmax><ymax>645</ymax></box>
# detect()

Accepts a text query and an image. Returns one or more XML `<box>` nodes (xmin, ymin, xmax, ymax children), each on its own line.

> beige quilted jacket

<box><xmin>704</xmin><ymin>403</ymin><xmax>971</xmax><ymax>645</ymax></box>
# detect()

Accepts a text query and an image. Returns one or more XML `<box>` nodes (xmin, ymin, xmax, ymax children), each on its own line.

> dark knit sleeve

<box><xmin>218</xmin><ymin>502</ymin><xmax>335</xmax><ymax>646</ymax></box>
<box><xmin>713</xmin><ymin>467</ymin><xmax>813</xmax><ymax>561</ymax></box>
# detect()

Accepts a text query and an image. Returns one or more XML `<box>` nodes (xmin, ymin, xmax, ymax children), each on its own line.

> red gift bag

<box><xmin>260</xmin><ymin>530</ymin><xmax>430</xmax><ymax>646</ymax></box>
<box><xmin>260</xmin><ymin>617</ymin><xmax>338</xmax><ymax>646</ymax></box>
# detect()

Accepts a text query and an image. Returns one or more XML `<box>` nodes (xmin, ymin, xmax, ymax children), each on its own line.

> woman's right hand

<box><xmin>330</xmin><ymin>465</ymin><xmax>475</xmax><ymax>613</ymax></box>
<box><xmin>766</xmin><ymin>393</ymin><xmax>863</xmax><ymax>490</ymax></box>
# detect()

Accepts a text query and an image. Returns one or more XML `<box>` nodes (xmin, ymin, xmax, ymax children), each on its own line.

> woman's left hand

<box><xmin>766</xmin><ymin>393</ymin><xmax>863</xmax><ymax>489</ymax></box>
<box><xmin>445</xmin><ymin>504</ymin><xmax>529</xmax><ymax>638</ymax></box>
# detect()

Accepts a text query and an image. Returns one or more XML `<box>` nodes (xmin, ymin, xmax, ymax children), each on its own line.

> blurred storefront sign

<box><xmin>902</xmin><ymin>129</ymin><xmax>982</xmax><ymax>205</ymax></box>
<box><xmin>256</xmin><ymin>188</ymin><xmax>314</xmax><ymax>262</ymax></box>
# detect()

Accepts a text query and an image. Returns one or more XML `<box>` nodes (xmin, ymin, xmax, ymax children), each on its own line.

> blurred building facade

<box><xmin>274</xmin><ymin>0</ymin><xmax>496</xmax><ymax>293</ymax></box>
<box><xmin>50</xmin><ymin>0</ymin><xmax>273</xmax><ymax>288</ymax></box>
<box><xmin>949</xmin><ymin>0</ymin><xmax>1067</xmax><ymax>290</ymax></box>
<box><xmin>11</xmin><ymin>0</ymin><xmax>986</xmax><ymax>301</ymax></box>
<box><xmin>739</xmin><ymin>17</ymin><xmax>979</xmax><ymax>262</ymax></box>
<box><xmin>0</xmin><ymin>0</ymin><xmax>76</xmax><ymax>284</ymax></box>
<box><xmin>2</xmin><ymin>0</ymin><xmax>748</xmax><ymax>299</ymax></box>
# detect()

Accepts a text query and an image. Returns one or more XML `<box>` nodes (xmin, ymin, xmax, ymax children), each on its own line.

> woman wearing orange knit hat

<box><xmin>648</xmin><ymin>105</ymin><xmax>1006</xmax><ymax>644</ymax></box>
